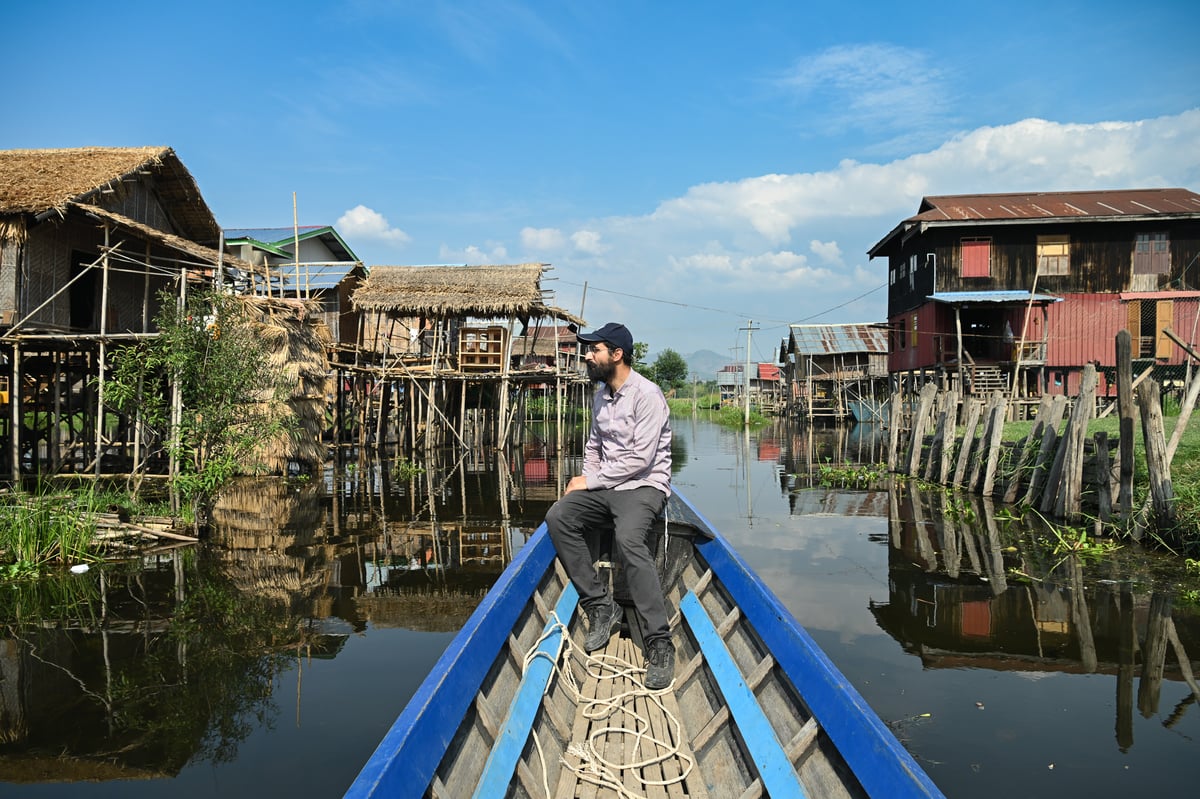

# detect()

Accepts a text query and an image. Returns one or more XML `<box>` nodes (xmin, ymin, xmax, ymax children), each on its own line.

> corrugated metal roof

<box><xmin>224</xmin><ymin>225</ymin><xmax>359</xmax><ymax>262</ymax></box>
<box><xmin>869</xmin><ymin>188</ymin><xmax>1200</xmax><ymax>258</ymax></box>
<box><xmin>928</xmin><ymin>291</ymin><xmax>1062</xmax><ymax>305</ymax></box>
<box><xmin>274</xmin><ymin>262</ymin><xmax>358</xmax><ymax>291</ymax></box>
<box><xmin>915</xmin><ymin>188</ymin><xmax>1200</xmax><ymax>222</ymax></box>
<box><xmin>757</xmin><ymin>363</ymin><xmax>780</xmax><ymax>381</ymax></box>
<box><xmin>787</xmin><ymin>323</ymin><xmax>887</xmax><ymax>356</ymax></box>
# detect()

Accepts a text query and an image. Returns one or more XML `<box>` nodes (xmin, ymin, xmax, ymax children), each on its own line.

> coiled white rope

<box><xmin>521</xmin><ymin>610</ymin><xmax>694</xmax><ymax>799</ymax></box>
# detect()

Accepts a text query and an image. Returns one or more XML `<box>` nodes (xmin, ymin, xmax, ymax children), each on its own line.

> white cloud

<box><xmin>571</xmin><ymin>229</ymin><xmax>606</xmax><ymax>255</ymax></box>
<box><xmin>437</xmin><ymin>242</ymin><xmax>509</xmax><ymax>264</ymax></box>
<box><xmin>777</xmin><ymin>43</ymin><xmax>953</xmax><ymax>135</ymax></box>
<box><xmin>521</xmin><ymin>226</ymin><xmax>566</xmax><ymax>250</ymax></box>
<box><xmin>337</xmin><ymin>205</ymin><xmax>411</xmax><ymax>244</ymax></box>
<box><xmin>810</xmin><ymin>240</ymin><xmax>843</xmax><ymax>265</ymax></box>
<box><xmin>504</xmin><ymin>110</ymin><xmax>1200</xmax><ymax>351</ymax></box>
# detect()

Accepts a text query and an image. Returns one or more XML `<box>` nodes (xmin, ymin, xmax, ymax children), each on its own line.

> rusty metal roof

<box><xmin>869</xmin><ymin>188</ymin><xmax>1200</xmax><ymax>258</ymax></box>
<box><xmin>914</xmin><ymin>188</ymin><xmax>1200</xmax><ymax>222</ymax></box>
<box><xmin>787</xmin><ymin>323</ymin><xmax>888</xmax><ymax>356</ymax></box>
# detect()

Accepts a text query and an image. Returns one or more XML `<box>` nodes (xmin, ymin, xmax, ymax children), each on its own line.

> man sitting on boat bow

<box><xmin>545</xmin><ymin>322</ymin><xmax>675</xmax><ymax>690</ymax></box>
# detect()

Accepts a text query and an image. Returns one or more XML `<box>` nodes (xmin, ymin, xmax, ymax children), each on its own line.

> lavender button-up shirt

<box><xmin>583</xmin><ymin>368</ymin><xmax>672</xmax><ymax>496</ymax></box>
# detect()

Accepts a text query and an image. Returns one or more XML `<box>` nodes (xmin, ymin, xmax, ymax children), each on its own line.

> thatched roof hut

<box><xmin>351</xmin><ymin>263</ymin><xmax>581</xmax><ymax>323</ymax></box>
<box><xmin>0</xmin><ymin>146</ymin><xmax>220</xmax><ymax>246</ymax></box>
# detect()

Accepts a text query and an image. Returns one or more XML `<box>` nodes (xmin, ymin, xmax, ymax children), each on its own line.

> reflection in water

<box><xmin>0</xmin><ymin>443</ymin><xmax>566</xmax><ymax>784</ymax></box>
<box><xmin>2</xmin><ymin>419</ymin><xmax>1198</xmax><ymax>795</ymax></box>
<box><xmin>873</xmin><ymin>478</ymin><xmax>1200</xmax><ymax>750</ymax></box>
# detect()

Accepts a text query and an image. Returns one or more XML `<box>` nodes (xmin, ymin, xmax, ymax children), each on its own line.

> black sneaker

<box><xmin>645</xmin><ymin>639</ymin><xmax>675</xmax><ymax>690</ymax></box>
<box><xmin>584</xmin><ymin>598</ymin><xmax>621</xmax><ymax>652</ymax></box>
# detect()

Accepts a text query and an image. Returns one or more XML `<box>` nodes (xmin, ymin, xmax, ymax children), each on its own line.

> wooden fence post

<box><xmin>1137</xmin><ymin>379</ymin><xmax>1177</xmax><ymax>531</ymax></box>
<box><xmin>1054</xmin><ymin>364</ymin><xmax>1097</xmax><ymax>522</ymax></box>
<box><xmin>980</xmin><ymin>393</ymin><xmax>1009</xmax><ymax>496</ymax></box>
<box><xmin>1002</xmin><ymin>394</ymin><xmax>1053</xmax><ymax>503</ymax></box>
<box><xmin>938</xmin><ymin>389</ymin><xmax>959</xmax><ymax>485</ymax></box>
<box><xmin>1116</xmin><ymin>330</ymin><xmax>1135</xmax><ymax>516</ymax></box>
<box><xmin>1022</xmin><ymin>394</ymin><xmax>1068</xmax><ymax>507</ymax></box>
<box><xmin>952</xmin><ymin>398</ymin><xmax>983</xmax><ymax>487</ymax></box>
<box><xmin>886</xmin><ymin>388</ymin><xmax>904</xmax><ymax>472</ymax></box>
<box><xmin>1094</xmin><ymin>431</ymin><xmax>1112</xmax><ymax>522</ymax></box>
<box><xmin>968</xmin><ymin>392</ymin><xmax>1001</xmax><ymax>493</ymax></box>
<box><xmin>906</xmin><ymin>382</ymin><xmax>939</xmax><ymax>477</ymax></box>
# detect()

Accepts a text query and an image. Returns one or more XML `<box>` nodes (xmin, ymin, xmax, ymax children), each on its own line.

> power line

<box><xmin>557</xmin><ymin>278</ymin><xmax>887</xmax><ymax>327</ymax></box>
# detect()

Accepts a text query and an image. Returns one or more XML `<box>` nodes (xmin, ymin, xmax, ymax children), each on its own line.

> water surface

<box><xmin>2</xmin><ymin>418</ymin><xmax>1198</xmax><ymax>797</ymax></box>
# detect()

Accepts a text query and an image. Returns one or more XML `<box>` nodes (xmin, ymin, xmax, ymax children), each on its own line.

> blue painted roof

<box><xmin>928</xmin><ymin>291</ymin><xmax>1061</xmax><ymax>304</ymax></box>
<box><xmin>273</xmin><ymin>262</ymin><xmax>359</xmax><ymax>291</ymax></box>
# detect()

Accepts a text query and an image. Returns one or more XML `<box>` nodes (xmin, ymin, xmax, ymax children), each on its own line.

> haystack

<box><xmin>237</xmin><ymin>295</ymin><xmax>332</xmax><ymax>473</ymax></box>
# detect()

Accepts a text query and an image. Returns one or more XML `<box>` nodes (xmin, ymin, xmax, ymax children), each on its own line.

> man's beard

<box><xmin>586</xmin><ymin>359</ymin><xmax>616</xmax><ymax>383</ymax></box>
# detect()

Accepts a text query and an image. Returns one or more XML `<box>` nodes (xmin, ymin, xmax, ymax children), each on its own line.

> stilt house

<box><xmin>225</xmin><ymin>226</ymin><xmax>365</xmax><ymax>345</ymax></box>
<box><xmin>781</xmin><ymin>323</ymin><xmax>889</xmax><ymax>421</ymax></box>
<box><xmin>869</xmin><ymin>189</ymin><xmax>1200</xmax><ymax>402</ymax></box>
<box><xmin>0</xmin><ymin>146</ymin><xmax>262</xmax><ymax>478</ymax></box>
<box><xmin>339</xmin><ymin>263</ymin><xmax>586</xmax><ymax>450</ymax></box>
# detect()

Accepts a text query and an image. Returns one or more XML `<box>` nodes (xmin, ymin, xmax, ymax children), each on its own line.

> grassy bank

<box><xmin>999</xmin><ymin>412</ymin><xmax>1200</xmax><ymax>548</ymax></box>
<box><xmin>0</xmin><ymin>484</ymin><xmax>171</xmax><ymax>580</ymax></box>
<box><xmin>667</xmin><ymin>397</ymin><xmax>770</xmax><ymax>426</ymax></box>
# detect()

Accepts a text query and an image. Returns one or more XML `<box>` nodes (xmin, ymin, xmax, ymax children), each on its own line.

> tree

<box><xmin>106</xmin><ymin>289</ymin><xmax>293</xmax><ymax>526</ymax></box>
<box><xmin>651</xmin><ymin>349</ymin><xmax>689</xmax><ymax>391</ymax></box>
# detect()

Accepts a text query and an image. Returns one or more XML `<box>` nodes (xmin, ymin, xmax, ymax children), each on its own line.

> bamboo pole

<box><xmin>95</xmin><ymin>221</ymin><xmax>111</xmax><ymax>477</ymax></box>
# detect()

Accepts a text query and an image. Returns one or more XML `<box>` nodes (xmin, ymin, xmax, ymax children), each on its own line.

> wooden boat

<box><xmin>346</xmin><ymin>491</ymin><xmax>944</xmax><ymax>798</ymax></box>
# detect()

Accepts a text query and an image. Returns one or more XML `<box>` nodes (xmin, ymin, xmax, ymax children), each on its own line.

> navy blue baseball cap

<box><xmin>577</xmin><ymin>322</ymin><xmax>633</xmax><ymax>355</ymax></box>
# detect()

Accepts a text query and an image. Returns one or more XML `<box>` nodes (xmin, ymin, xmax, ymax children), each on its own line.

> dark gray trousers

<box><xmin>545</xmin><ymin>486</ymin><xmax>670</xmax><ymax>646</ymax></box>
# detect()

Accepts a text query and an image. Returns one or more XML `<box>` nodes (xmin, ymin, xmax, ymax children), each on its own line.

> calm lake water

<box><xmin>2</xmin><ymin>417</ymin><xmax>1198</xmax><ymax>798</ymax></box>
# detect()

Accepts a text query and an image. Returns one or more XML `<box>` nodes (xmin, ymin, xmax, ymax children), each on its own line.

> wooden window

<box><xmin>911</xmin><ymin>314</ymin><xmax>918</xmax><ymax>348</ymax></box>
<box><xmin>961</xmin><ymin>238</ymin><xmax>991</xmax><ymax>278</ymax></box>
<box><xmin>1037</xmin><ymin>235</ymin><xmax>1069</xmax><ymax>275</ymax></box>
<box><xmin>1134</xmin><ymin>232</ymin><xmax>1170</xmax><ymax>274</ymax></box>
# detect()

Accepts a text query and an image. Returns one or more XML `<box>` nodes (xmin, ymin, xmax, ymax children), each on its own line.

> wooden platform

<box><xmin>556</xmin><ymin>633</ymin><xmax>704</xmax><ymax>799</ymax></box>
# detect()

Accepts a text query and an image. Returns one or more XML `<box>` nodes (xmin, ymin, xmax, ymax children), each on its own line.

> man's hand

<box><xmin>564</xmin><ymin>475</ymin><xmax>589</xmax><ymax>494</ymax></box>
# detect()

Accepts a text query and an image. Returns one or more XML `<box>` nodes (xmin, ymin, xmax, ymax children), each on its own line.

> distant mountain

<box><xmin>683</xmin><ymin>349</ymin><xmax>729</xmax><ymax>382</ymax></box>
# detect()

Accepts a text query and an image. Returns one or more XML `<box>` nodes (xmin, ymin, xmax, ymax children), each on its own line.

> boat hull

<box><xmin>346</xmin><ymin>491</ymin><xmax>943</xmax><ymax>798</ymax></box>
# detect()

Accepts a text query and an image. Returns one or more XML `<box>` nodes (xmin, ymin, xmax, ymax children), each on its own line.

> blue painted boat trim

<box><xmin>674</xmin><ymin>492</ymin><xmax>945</xmax><ymax>799</ymax></box>
<box><xmin>471</xmin><ymin>581</ymin><xmax>579</xmax><ymax>798</ymax></box>
<box><xmin>344</xmin><ymin>524</ymin><xmax>557</xmax><ymax>798</ymax></box>
<box><xmin>680</xmin><ymin>591</ymin><xmax>808</xmax><ymax>798</ymax></box>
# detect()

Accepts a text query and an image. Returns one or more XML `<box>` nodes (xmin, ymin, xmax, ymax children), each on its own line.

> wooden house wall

<box><xmin>1044</xmin><ymin>292</ymin><xmax>1200</xmax><ymax>368</ymax></box>
<box><xmin>794</xmin><ymin>351</ymin><xmax>886</xmax><ymax>378</ymax></box>
<box><xmin>0</xmin><ymin>241</ymin><xmax>17</xmax><ymax>324</ymax></box>
<box><xmin>22</xmin><ymin>215</ymin><xmax>174</xmax><ymax>332</ymax></box>
<box><xmin>9</xmin><ymin>181</ymin><xmax>183</xmax><ymax>332</ymax></box>
<box><xmin>336</xmin><ymin>275</ymin><xmax>362</xmax><ymax>345</ymax></box>
<box><xmin>887</xmin><ymin>220</ymin><xmax>1200</xmax><ymax>315</ymax></box>
<box><xmin>886</xmin><ymin>303</ymin><xmax>939</xmax><ymax>373</ymax></box>
<box><xmin>99</xmin><ymin>180</ymin><xmax>175</xmax><ymax>238</ymax></box>
<box><xmin>24</xmin><ymin>217</ymin><xmax>100</xmax><ymax>329</ymax></box>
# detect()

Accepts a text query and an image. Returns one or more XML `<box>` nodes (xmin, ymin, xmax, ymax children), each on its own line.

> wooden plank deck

<box><xmin>556</xmin><ymin>633</ymin><xmax>702</xmax><ymax>798</ymax></box>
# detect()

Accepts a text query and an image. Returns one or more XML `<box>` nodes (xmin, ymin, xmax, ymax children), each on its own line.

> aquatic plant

<box><xmin>392</xmin><ymin>457</ymin><xmax>426</xmax><ymax>480</ymax></box>
<box><xmin>0</xmin><ymin>484</ymin><xmax>107</xmax><ymax>577</ymax></box>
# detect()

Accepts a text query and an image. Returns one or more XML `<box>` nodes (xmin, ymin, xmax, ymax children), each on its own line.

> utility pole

<box><xmin>740</xmin><ymin>320</ymin><xmax>758</xmax><ymax>426</ymax></box>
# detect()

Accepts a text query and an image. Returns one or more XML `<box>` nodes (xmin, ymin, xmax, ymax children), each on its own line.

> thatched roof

<box><xmin>0</xmin><ymin>146</ymin><xmax>220</xmax><ymax>244</ymax></box>
<box><xmin>74</xmin><ymin>202</ymin><xmax>258</xmax><ymax>274</ymax></box>
<box><xmin>352</xmin><ymin>263</ymin><xmax>582</xmax><ymax>323</ymax></box>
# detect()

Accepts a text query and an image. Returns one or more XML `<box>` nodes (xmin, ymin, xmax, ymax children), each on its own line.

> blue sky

<box><xmin>7</xmin><ymin>1</ymin><xmax>1200</xmax><ymax>365</ymax></box>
